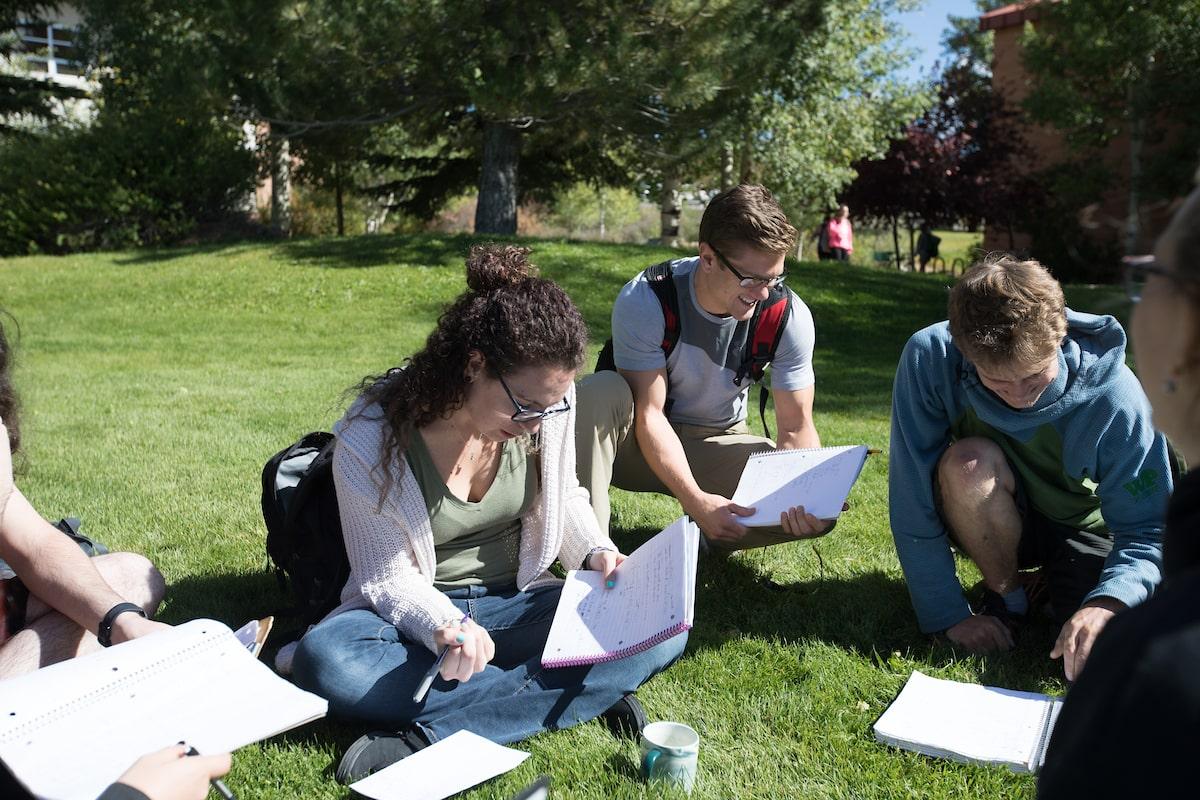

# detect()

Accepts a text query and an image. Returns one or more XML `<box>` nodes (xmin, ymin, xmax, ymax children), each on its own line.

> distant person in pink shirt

<box><xmin>827</xmin><ymin>205</ymin><xmax>853</xmax><ymax>262</ymax></box>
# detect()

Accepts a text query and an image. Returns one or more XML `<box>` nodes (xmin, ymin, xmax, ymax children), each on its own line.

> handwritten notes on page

<box><xmin>349</xmin><ymin>730</ymin><xmax>530</xmax><ymax>800</ymax></box>
<box><xmin>731</xmin><ymin>445</ymin><xmax>869</xmax><ymax>526</ymax></box>
<box><xmin>541</xmin><ymin>516</ymin><xmax>699</xmax><ymax>667</ymax></box>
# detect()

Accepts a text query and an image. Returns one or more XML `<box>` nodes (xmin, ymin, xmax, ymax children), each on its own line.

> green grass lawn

<box><xmin>1</xmin><ymin>235</ymin><xmax>1127</xmax><ymax>799</ymax></box>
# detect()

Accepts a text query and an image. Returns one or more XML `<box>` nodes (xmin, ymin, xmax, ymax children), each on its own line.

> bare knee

<box><xmin>937</xmin><ymin>437</ymin><xmax>1015</xmax><ymax>500</ymax></box>
<box><xmin>91</xmin><ymin>552</ymin><xmax>166</xmax><ymax>616</ymax></box>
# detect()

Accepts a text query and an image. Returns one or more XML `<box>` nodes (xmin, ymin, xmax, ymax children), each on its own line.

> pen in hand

<box><xmin>181</xmin><ymin>744</ymin><xmax>235</xmax><ymax>800</ymax></box>
<box><xmin>412</xmin><ymin>612</ymin><xmax>471</xmax><ymax>703</ymax></box>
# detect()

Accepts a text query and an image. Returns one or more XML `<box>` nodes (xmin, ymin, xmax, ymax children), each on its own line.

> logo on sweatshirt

<box><xmin>1123</xmin><ymin>469</ymin><xmax>1159</xmax><ymax>501</ymax></box>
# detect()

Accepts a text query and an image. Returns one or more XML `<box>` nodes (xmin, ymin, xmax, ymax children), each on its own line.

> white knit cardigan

<box><xmin>318</xmin><ymin>382</ymin><xmax>616</xmax><ymax>654</ymax></box>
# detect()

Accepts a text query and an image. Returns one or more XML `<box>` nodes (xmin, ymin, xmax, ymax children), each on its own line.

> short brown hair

<box><xmin>698</xmin><ymin>184</ymin><xmax>797</xmax><ymax>254</ymax></box>
<box><xmin>948</xmin><ymin>254</ymin><xmax>1068</xmax><ymax>369</ymax></box>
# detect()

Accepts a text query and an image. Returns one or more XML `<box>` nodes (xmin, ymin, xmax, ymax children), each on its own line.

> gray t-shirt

<box><xmin>611</xmin><ymin>256</ymin><xmax>816</xmax><ymax>428</ymax></box>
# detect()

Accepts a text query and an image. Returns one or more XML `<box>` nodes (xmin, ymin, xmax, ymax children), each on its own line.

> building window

<box><xmin>16</xmin><ymin>21</ymin><xmax>84</xmax><ymax>78</ymax></box>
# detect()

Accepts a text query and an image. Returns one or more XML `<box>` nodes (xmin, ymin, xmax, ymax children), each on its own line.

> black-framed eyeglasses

<box><xmin>497</xmin><ymin>373</ymin><xmax>571</xmax><ymax>423</ymax></box>
<box><xmin>709</xmin><ymin>244</ymin><xmax>788</xmax><ymax>289</ymax></box>
<box><xmin>1122</xmin><ymin>254</ymin><xmax>1199</xmax><ymax>303</ymax></box>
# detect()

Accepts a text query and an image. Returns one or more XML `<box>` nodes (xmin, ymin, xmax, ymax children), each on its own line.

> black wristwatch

<box><xmin>98</xmin><ymin>602</ymin><xmax>146</xmax><ymax>647</ymax></box>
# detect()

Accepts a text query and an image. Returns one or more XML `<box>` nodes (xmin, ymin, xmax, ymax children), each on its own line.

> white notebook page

<box><xmin>0</xmin><ymin>618</ymin><xmax>328</xmax><ymax>800</ymax></box>
<box><xmin>541</xmin><ymin>516</ymin><xmax>698</xmax><ymax>665</ymax></box>
<box><xmin>873</xmin><ymin>671</ymin><xmax>1062</xmax><ymax>772</ymax></box>
<box><xmin>731</xmin><ymin>445</ymin><xmax>869</xmax><ymax>525</ymax></box>
<box><xmin>350</xmin><ymin>729</ymin><xmax>530</xmax><ymax>800</ymax></box>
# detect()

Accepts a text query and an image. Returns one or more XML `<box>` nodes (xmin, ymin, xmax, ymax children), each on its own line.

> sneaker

<box><xmin>335</xmin><ymin>728</ymin><xmax>427</xmax><ymax>785</ymax></box>
<box><xmin>978</xmin><ymin>588</ymin><xmax>1026</xmax><ymax>634</ymax></box>
<box><xmin>599</xmin><ymin>693</ymin><xmax>647</xmax><ymax>739</ymax></box>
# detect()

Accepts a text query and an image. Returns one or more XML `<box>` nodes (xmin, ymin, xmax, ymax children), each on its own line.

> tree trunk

<box><xmin>270</xmin><ymin>135</ymin><xmax>292</xmax><ymax>238</ymax></box>
<box><xmin>721</xmin><ymin>142</ymin><xmax>735</xmax><ymax>190</ymax></box>
<box><xmin>334</xmin><ymin>160</ymin><xmax>345</xmax><ymax>237</ymax></box>
<box><xmin>738</xmin><ymin>132</ymin><xmax>754</xmax><ymax>184</ymax></box>
<box><xmin>597</xmin><ymin>185</ymin><xmax>606</xmax><ymax>240</ymax></box>
<box><xmin>908</xmin><ymin>224</ymin><xmax>917</xmax><ymax>272</ymax></box>
<box><xmin>367</xmin><ymin>192</ymin><xmax>394</xmax><ymax>234</ymax></box>
<box><xmin>659</xmin><ymin>175</ymin><xmax>681</xmax><ymax>246</ymax></box>
<box><xmin>891</xmin><ymin>215</ymin><xmax>901</xmax><ymax>270</ymax></box>
<box><xmin>475</xmin><ymin>121</ymin><xmax>521</xmax><ymax>235</ymax></box>
<box><xmin>1125</xmin><ymin>107</ymin><xmax>1144</xmax><ymax>256</ymax></box>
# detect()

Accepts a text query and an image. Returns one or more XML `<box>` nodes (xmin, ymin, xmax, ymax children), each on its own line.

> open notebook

<box><xmin>541</xmin><ymin>516</ymin><xmax>699</xmax><ymax>668</ymax></box>
<box><xmin>873</xmin><ymin>671</ymin><xmax>1063</xmax><ymax>774</ymax></box>
<box><xmin>0</xmin><ymin>618</ymin><xmax>328</xmax><ymax>800</ymax></box>
<box><xmin>730</xmin><ymin>445</ymin><xmax>869</xmax><ymax>526</ymax></box>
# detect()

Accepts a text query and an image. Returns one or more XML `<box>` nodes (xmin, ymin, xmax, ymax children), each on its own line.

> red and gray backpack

<box><xmin>595</xmin><ymin>259</ymin><xmax>792</xmax><ymax>438</ymax></box>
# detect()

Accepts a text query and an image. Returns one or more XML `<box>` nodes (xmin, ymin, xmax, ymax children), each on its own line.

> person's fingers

<box><xmin>481</xmin><ymin>628</ymin><xmax>496</xmax><ymax>665</ymax></box>
<box><xmin>1074</xmin><ymin>629</ymin><xmax>1096</xmax><ymax>675</ymax></box>
<box><xmin>191</xmin><ymin>752</ymin><xmax>232</xmax><ymax>780</ymax></box>
<box><xmin>803</xmin><ymin>511</ymin><xmax>823</xmax><ymax>533</ymax></box>
<box><xmin>780</xmin><ymin>509</ymin><xmax>795</xmax><ymax>536</ymax></box>
<box><xmin>728</xmin><ymin>502</ymin><xmax>755</xmax><ymax>517</ymax></box>
<box><xmin>1050</xmin><ymin>621</ymin><xmax>1072</xmax><ymax>660</ymax></box>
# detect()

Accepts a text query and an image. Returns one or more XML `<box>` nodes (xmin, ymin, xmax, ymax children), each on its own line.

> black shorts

<box><xmin>934</xmin><ymin>466</ymin><xmax>1110</xmax><ymax>625</ymax></box>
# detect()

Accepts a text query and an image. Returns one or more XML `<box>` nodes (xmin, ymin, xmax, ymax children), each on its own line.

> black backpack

<box><xmin>261</xmin><ymin>431</ymin><xmax>350</xmax><ymax>626</ymax></box>
<box><xmin>595</xmin><ymin>259</ymin><xmax>792</xmax><ymax>438</ymax></box>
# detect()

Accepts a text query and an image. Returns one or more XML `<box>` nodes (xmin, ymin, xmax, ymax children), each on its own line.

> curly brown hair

<box><xmin>949</xmin><ymin>253</ymin><xmax>1068</xmax><ymax>370</ymax></box>
<box><xmin>355</xmin><ymin>243</ymin><xmax>588</xmax><ymax>499</ymax></box>
<box><xmin>0</xmin><ymin>313</ymin><xmax>20</xmax><ymax>454</ymax></box>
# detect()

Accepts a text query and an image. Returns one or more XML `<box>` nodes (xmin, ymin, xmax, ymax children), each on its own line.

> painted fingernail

<box><xmin>455</xmin><ymin>633</ymin><xmax>465</xmax><ymax>644</ymax></box>
<box><xmin>606</xmin><ymin>579</ymin><xmax>615</xmax><ymax>589</ymax></box>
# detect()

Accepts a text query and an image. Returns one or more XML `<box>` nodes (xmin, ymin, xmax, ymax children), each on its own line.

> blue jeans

<box><xmin>291</xmin><ymin>583</ymin><xmax>688</xmax><ymax>744</ymax></box>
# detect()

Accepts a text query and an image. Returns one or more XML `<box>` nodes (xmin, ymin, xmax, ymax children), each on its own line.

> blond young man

<box><xmin>576</xmin><ymin>184</ymin><xmax>837</xmax><ymax>550</ymax></box>
<box><xmin>889</xmin><ymin>255</ymin><xmax>1174</xmax><ymax>680</ymax></box>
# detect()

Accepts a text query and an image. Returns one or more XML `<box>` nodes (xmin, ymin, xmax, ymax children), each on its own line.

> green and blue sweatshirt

<box><xmin>889</xmin><ymin>310</ymin><xmax>1172</xmax><ymax>634</ymax></box>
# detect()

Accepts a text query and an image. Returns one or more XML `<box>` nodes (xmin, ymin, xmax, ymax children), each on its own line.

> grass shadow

<box><xmin>612</xmin><ymin>524</ymin><xmax>1066</xmax><ymax>693</ymax></box>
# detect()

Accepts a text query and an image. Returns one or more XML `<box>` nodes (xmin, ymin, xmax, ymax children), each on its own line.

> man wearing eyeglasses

<box><xmin>889</xmin><ymin>254</ymin><xmax>1175</xmax><ymax>682</ymax></box>
<box><xmin>576</xmin><ymin>184</ymin><xmax>836</xmax><ymax>550</ymax></box>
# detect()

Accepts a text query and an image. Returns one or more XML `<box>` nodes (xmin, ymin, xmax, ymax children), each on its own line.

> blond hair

<box><xmin>699</xmin><ymin>184</ymin><xmax>797</xmax><ymax>254</ymax></box>
<box><xmin>948</xmin><ymin>254</ymin><xmax>1068</xmax><ymax>369</ymax></box>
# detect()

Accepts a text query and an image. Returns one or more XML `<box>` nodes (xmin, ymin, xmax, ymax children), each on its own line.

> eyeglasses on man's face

<box><xmin>1122</xmin><ymin>255</ymin><xmax>1199</xmax><ymax>303</ymax></box>
<box><xmin>496</xmin><ymin>373</ymin><xmax>571</xmax><ymax>423</ymax></box>
<box><xmin>709</xmin><ymin>244</ymin><xmax>788</xmax><ymax>289</ymax></box>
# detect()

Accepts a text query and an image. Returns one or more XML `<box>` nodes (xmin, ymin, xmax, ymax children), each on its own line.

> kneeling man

<box><xmin>889</xmin><ymin>254</ymin><xmax>1173</xmax><ymax>680</ymax></box>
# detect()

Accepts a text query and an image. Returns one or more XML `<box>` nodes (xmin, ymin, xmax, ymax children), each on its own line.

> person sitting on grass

<box><xmin>1038</xmin><ymin>174</ymin><xmax>1200</xmax><ymax>798</ymax></box>
<box><xmin>0</xmin><ymin>316</ymin><xmax>168</xmax><ymax>680</ymax></box>
<box><xmin>888</xmin><ymin>254</ymin><xmax>1174</xmax><ymax>681</ymax></box>
<box><xmin>289</xmin><ymin>244</ymin><xmax>686</xmax><ymax>784</ymax></box>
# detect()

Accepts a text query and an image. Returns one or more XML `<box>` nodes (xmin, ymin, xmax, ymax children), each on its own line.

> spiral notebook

<box><xmin>873</xmin><ymin>671</ymin><xmax>1063</xmax><ymax>774</ymax></box>
<box><xmin>0</xmin><ymin>618</ymin><xmax>328</xmax><ymax>800</ymax></box>
<box><xmin>730</xmin><ymin>444</ymin><xmax>869</xmax><ymax>526</ymax></box>
<box><xmin>541</xmin><ymin>516</ymin><xmax>699</xmax><ymax>668</ymax></box>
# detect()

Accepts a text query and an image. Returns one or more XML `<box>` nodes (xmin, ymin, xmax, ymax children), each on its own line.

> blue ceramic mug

<box><xmin>640</xmin><ymin>721</ymin><xmax>699</xmax><ymax>793</ymax></box>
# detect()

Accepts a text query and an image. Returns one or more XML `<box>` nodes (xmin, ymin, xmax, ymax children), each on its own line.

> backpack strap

<box><xmin>732</xmin><ymin>286</ymin><xmax>792</xmax><ymax>440</ymax></box>
<box><xmin>643</xmin><ymin>260</ymin><xmax>681</xmax><ymax>357</ymax></box>
<box><xmin>641</xmin><ymin>260</ymin><xmax>681</xmax><ymax>418</ymax></box>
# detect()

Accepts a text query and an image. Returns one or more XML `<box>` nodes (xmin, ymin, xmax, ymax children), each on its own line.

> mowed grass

<box><xmin>2</xmin><ymin>235</ymin><xmax>1127</xmax><ymax>799</ymax></box>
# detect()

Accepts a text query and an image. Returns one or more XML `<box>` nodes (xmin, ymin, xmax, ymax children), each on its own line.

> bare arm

<box><xmin>772</xmin><ymin>385</ymin><xmax>821</xmax><ymax>451</ymax></box>
<box><xmin>618</xmin><ymin>367</ymin><xmax>755</xmax><ymax>544</ymax></box>
<box><xmin>1</xmin><ymin>488</ymin><xmax>165</xmax><ymax>644</ymax></box>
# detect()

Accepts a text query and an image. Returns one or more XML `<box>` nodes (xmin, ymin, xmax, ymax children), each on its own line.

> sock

<box><xmin>1002</xmin><ymin>586</ymin><xmax>1029</xmax><ymax>615</ymax></box>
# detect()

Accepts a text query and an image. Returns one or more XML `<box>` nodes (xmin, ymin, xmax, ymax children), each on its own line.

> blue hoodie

<box><xmin>889</xmin><ymin>310</ymin><xmax>1172</xmax><ymax>634</ymax></box>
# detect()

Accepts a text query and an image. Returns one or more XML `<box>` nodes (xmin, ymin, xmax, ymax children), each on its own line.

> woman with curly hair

<box><xmin>290</xmin><ymin>244</ymin><xmax>687</xmax><ymax>783</ymax></box>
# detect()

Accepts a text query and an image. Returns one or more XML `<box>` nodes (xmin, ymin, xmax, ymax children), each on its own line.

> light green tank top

<box><xmin>404</xmin><ymin>429</ymin><xmax>538</xmax><ymax>589</ymax></box>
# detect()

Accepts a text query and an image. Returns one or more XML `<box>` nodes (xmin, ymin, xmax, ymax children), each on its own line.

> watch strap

<box><xmin>98</xmin><ymin>602</ymin><xmax>146</xmax><ymax>647</ymax></box>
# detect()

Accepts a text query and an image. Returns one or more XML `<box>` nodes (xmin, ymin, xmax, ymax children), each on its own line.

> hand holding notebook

<box><xmin>730</xmin><ymin>445</ymin><xmax>870</xmax><ymax>527</ymax></box>
<box><xmin>541</xmin><ymin>517</ymin><xmax>699</xmax><ymax>668</ymax></box>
